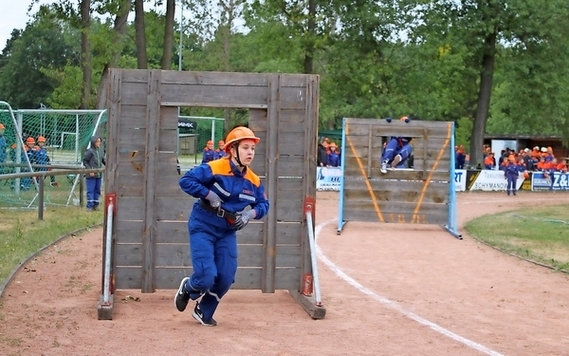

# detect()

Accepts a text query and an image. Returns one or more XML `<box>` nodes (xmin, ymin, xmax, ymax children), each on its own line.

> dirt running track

<box><xmin>1</xmin><ymin>191</ymin><xmax>569</xmax><ymax>356</ymax></box>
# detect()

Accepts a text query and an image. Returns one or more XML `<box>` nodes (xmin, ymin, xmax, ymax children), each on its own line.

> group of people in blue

<box><xmin>317</xmin><ymin>137</ymin><xmax>341</xmax><ymax>167</ymax></box>
<box><xmin>201</xmin><ymin>140</ymin><xmax>228</xmax><ymax>163</ymax></box>
<box><xmin>0</xmin><ymin>133</ymin><xmax>58</xmax><ymax>190</ymax></box>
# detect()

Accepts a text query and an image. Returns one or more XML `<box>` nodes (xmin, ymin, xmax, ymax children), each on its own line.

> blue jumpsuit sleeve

<box><xmin>251</xmin><ymin>183</ymin><xmax>269</xmax><ymax>219</ymax></box>
<box><xmin>179</xmin><ymin>164</ymin><xmax>213</xmax><ymax>199</ymax></box>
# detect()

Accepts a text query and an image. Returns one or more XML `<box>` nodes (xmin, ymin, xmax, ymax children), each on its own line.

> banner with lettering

<box><xmin>468</xmin><ymin>169</ymin><xmax>525</xmax><ymax>191</ymax></box>
<box><xmin>316</xmin><ymin>166</ymin><xmax>342</xmax><ymax>191</ymax></box>
<box><xmin>454</xmin><ymin>169</ymin><xmax>466</xmax><ymax>192</ymax></box>
<box><xmin>531</xmin><ymin>171</ymin><xmax>569</xmax><ymax>191</ymax></box>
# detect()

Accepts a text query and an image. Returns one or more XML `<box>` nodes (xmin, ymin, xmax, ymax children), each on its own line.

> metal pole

<box><xmin>103</xmin><ymin>198</ymin><xmax>114</xmax><ymax>304</ymax></box>
<box><xmin>38</xmin><ymin>177</ymin><xmax>44</xmax><ymax>220</ymax></box>
<box><xmin>306</xmin><ymin>211</ymin><xmax>322</xmax><ymax>306</ymax></box>
<box><xmin>75</xmin><ymin>114</ymin><xmax>80</xmax><ymax>163</ymax></box>
<box><xmin>15</xmin><ymin>112</ymin><xmax>23</xmax><ymax>195</ymax></box>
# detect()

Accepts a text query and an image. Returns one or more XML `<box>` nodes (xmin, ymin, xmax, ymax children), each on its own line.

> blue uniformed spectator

<box><xmin>214</xmin><ymin>140</ymin><xmax>227</xmax><ymax>160</ymax></box>
<box><xmin>201</xmin><ymin>140</ymin><xmax>216</xmax><ymax>163</ymax></box>
<box><xmin>0</xmin><ymin>123</ymin><xmax>6</xmax><ymax>174</ymax></box>
<box><xmin>35</xmin><ymin>136</ymin><xmax>58</xmax><ymax>186</ymax></box>
<box><xmin>327</xmin><ymin>142</ymin><xmax>340</xmax><ymax>167</ymax></box>
<box><xmin>503</xmin><ymin>156</ymin><xmax>520</xmax><ymax>196</ymax></box>
<box><xmin>21</xmin><ymin>136</ymin><xmax>37</xmax><ymax>190</ymax></box>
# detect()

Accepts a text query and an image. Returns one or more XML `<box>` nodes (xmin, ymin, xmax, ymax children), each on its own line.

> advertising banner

<box><xmin>531</xmin><ymin>172</ymin><xmax>569</xmax><ymax>191</ymax></box>
<box><xmin>467</xmin><ymin>169</ymin><xmax>525</xmax><ymax>191</ymax></box>
<box><xmin>454</xmin><ymin>169</ymin><xmax>467</xmax><ymax>192</ymax></box>
<box><xmin>316</xmin><ymin>166</ymin><xmax>342</xmax><ymax>191</ymax></box>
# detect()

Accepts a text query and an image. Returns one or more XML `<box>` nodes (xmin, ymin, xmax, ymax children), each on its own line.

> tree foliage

<box><xmin>0</xmin><ymin>0</ymin><xmax>568</xmax><ymax>148</ymax></box>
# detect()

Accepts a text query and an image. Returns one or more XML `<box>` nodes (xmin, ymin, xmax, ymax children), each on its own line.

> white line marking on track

<box><xmin>315</xmin><ymin>218</ymin><xmax>504</xmax><ymax>356</ymax></box>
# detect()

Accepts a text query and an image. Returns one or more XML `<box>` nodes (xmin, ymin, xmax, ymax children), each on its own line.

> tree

<box><xmin>95</xmin><ymin>0</ymin><xmax>131</xmax><ymax>109</ymax></box>
<box><xmin>0</xmin><ymin>7</ymin><xmax>80</xmax><ymax>108</ymax></box>
<box><xmin>161</xmin><ymin>0</ymin><xmax>175</xmax><ymax>69</ymax></box>
<box><xmin>413</xmin><ymin>0</ymin><xmax>569</xmax><ymax>165</ymax></box>
<box><xmin>135</xmin><ymin>0</ymin><xmax>148</xmax><ymax>69</ymax></box>
<box><xmin>80</xmin><ymin>0</ymin><xmax>92</xmax><ymax>108</ymax></box>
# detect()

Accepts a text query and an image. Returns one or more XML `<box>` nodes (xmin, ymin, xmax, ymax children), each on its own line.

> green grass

<box><xmin>0</xmin><ymin>206</ymin><xmax>103</xmax><ymax>284</ymax></box>
<box><xmin>465</xmin><ymin>204</ymin><xmax>569</xmax><ymax>271</ymax></box>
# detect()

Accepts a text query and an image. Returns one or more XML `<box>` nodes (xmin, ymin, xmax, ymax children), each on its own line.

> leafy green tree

<box><xmin>0</xmin><ymin>7</ymin><xmax>80</xmax><ymax>108</ymax></box>
<box><xmin>412</xmin><ymin>0</ymin><xmax>569</xmax><ymax>165</ymax></box>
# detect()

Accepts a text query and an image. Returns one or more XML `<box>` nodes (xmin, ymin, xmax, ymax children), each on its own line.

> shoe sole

<box><xmin>174</xmin><ymin>277</ymin><xmax>190</xmax><ymax>311</ymax></box>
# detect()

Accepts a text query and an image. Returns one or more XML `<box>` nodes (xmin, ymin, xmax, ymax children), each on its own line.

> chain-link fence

<box><xmin>0</xmin><ymin>101</ymin><xmax>106</xmax><ymax>208</ymax></box>
<box><xmin>178</xmin><ymin>115</ymin><xmax>225</xmax><ymax>169</ymax></box>
<box><xmin>0</xmin><ymin>101</ymin><xmax>224</xmax><ymax>207</ymax></box>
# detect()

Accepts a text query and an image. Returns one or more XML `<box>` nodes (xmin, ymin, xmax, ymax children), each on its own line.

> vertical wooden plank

<box><xmin>422</xmin><ymin>128</ymin><xmax>428</xmax><ymax>179</ymax></box>
<box><xmin>142</xmin><ymin>70</ymin><xmax>161</xmax><ymax>293</ymax></box>
<box><xmin>262</xmin><ymin>74</ymin><xmax>279</xmax><ymax>293</ymax></box>
<box><xmin>106</xmin><ymin>68</ymin><xmax>121</xmax><ymax>197</ymax></box>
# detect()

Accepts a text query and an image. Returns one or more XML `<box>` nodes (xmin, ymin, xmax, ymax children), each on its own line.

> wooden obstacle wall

<box><xmin>105</xmin><ymin>69</ymin><xmax>318</xmax><ymax>293</ymax></box>
<box><xmin>340</xmin><ymin>118</ymin><xmax>453</xmax><ymax>228</ymax></box>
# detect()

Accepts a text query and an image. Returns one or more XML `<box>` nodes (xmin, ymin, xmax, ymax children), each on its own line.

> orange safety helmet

<box><xmin>329</xmin><ymin>142</ymin><xmax>337</xmax><ymax>148</ymax></box>
<box><xmin>26</xmin><ymin>136</ymin><xmax>36</xmax><ymax>144</ymax></box>
<box><xmin>37</xmin><ymin>136</ymin><xmax>46</xmax><ymax>143</ymax></box>
<box><xmin>0</xmin><ymin>123</ymin><xmax>5</xmax><ymax>129</ymax></box>
<box><xmin>523</xmin><ymin>171</ymin><xmax>530</xmax><ymax>179</ymax></box>
<box><xmin>224</xmin><ymin>126</ymin><xmax>260</xmax><ymax>153</ymax></box>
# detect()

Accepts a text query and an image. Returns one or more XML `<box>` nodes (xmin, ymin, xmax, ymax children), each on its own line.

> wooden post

<box><xmin>262</xmin><ymin>74</ymin><xmax>280</xmax><ymax>293</ymax></box>
<box><xmin>141</xmin><ymin>70</ymin><xmax>161</xmax><ymax>293</ymax></box>
<box><xmin>38</xmin><ymin>177</ymin><xmax>44</xmax><ymax>220</ymax></box>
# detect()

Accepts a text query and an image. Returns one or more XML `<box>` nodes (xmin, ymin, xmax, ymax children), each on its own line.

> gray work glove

<box><xmin>234</xmin><ymin>209</ymin><xmax>256</xmax><ymax>230</ymax></box>
<box><xmin>205</xmin><ymin>191</ymin><xmax>221</xmax><ymax>208</ymax></box>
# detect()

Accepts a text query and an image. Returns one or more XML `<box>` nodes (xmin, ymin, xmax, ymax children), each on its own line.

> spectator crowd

<box><xmin>317</xmin><ymin>137</ymin><xmax>342</xmax><ymax>168</ymax></box>
<box><xmin>478</xmin><ymin>145</ymin><xmax>567</xmax><ymax>177</ymax></box>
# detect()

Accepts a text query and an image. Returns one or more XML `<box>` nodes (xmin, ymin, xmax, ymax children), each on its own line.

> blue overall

<box><xmin>504</xmin><ymin>162</ymin><xmax>519</xmax><ymax>195</ymax></box>
<box><xmin>214</xmin><ymin>149</ymin><xmax>227</xmax><ymax>160</ymax></box>
<box><xmin>21</xmin><ymin>146</ymin><xmax>37</xmax><ymax>190</ymax></box>
<box><xmin>382</xmin><ymin>137</ymin><xmax>412</xmax><ymax>168</ymax></box>
<box><xmin>179</xmin><ymin>157</ymin><xmax>269</xmax><ymax>321</ymax></box>
<box><xmin>35</xmin><ymin>147</ymin><xmax>56</xmax><ymax>184</ymax></box>
<box><xmin>327</xmin><ymin>151</ymin><xmax>340</xmax><ymax>167</ymax></box>
<box><xmin>201</xmin><ymin>148</ymin><xmax>216</xmax><ymax>163</ymax></box>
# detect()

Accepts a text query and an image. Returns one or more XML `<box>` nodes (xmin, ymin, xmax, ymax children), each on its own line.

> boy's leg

<box><xmin>93</xmin><ymin>178</ymin><xmax>102</xmax><ymax>209</ymax></box>
<box><xmin>86</xmin><ymin>179</ymin><xmax>96</xmax><ymax>209</ymax></box>
<box><xmin>392</xmin><ymin>143</ymin><xmax>413</xmax><ymax>168</ymax></box>
<box><xmin>381</xmin><ymin>138</ymin><xmax>398</xmax><ymax>163</ymax></box>
<box><xmin>381</xmin><ymin>138</ymin><xmax>399</xmax><ymax>173</ymax></box>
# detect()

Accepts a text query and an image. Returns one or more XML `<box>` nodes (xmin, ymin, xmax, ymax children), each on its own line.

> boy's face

<box><xmin>94</xmin><ymin>138</ymin><xmax>102</xmax><ymax>147</ymax></box>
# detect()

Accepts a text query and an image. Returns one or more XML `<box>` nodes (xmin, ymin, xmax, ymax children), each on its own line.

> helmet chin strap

<box><xmin>232</xmin><ymin>142</ymin><xmax>245</xmax><ymax>168</ymax></box>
